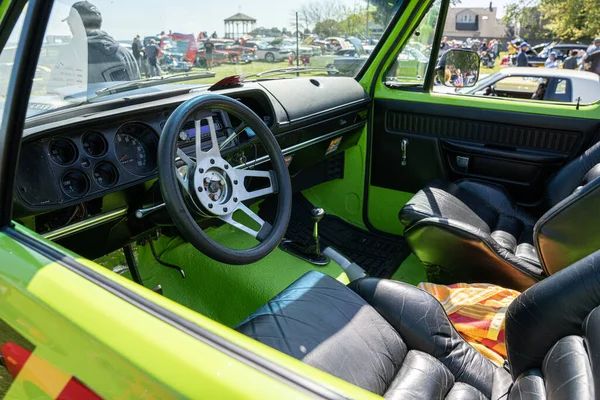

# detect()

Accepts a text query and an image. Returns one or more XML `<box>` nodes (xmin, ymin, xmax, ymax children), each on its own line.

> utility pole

<box><xmin>296</xmin><ymin>12</ymin><xmax>300</xmax><ymax>76</ymax></box>
<box><xmin>366</xmin><ymin>0</ymin><xmax>370</xmax><ymax>40</ymax></box>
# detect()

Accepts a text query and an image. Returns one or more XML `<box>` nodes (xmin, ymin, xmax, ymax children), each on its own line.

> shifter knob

<box><xmin>311</xmin><ymin>207</ymin><xmax>325</xmax><ymax>222</ymax></box>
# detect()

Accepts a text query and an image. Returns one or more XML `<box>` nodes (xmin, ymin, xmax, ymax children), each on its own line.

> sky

<box><xmin>45</xmin><ymin>0</ymin><xmax>513</xmax><ymax>41</ymax></box>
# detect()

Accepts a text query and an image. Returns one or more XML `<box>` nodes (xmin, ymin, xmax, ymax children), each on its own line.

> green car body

<box><xmin>0</xmin><ymin>0</ymin><xmax>599</xmax><ymax>398</ymax></box>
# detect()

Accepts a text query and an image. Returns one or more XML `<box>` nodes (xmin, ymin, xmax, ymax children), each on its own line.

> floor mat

<box><xmin>259</xmin><ymin>194</ymin><xmax>412</xmax><ymax>278</ymax></box>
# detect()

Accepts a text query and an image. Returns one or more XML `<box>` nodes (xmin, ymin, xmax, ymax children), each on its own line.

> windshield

<box><xmin>0</xmin><ymin>0</ymin><xmax>404</xmax><ymax>120</ymax></box>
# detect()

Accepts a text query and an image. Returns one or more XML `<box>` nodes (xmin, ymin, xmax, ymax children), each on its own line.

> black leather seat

<box><xmin>398</xmin><ymin>141</ymin><xmax>600</xmax><ymax>290</ymax></box>
<box><xmin>237</xmin><ymin>249</ymin><xmax>600</xmax><ymax>399</ymax></box>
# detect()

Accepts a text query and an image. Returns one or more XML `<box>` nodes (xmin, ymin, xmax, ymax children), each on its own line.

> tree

<box><xmin>314</xmin><ymin>19</ymin><xmax>342</xmax><ymax>37</ymax></box>
<box><xmin>503</xmin><ymin>3</ymin><xmax>552</xmax><ymax>41</ymax></box>
<box><xmin>503</xmin><ymin>0</ymin><xmax>600</xmax><ymax>41</ymax></box>
<box><xmin>249</xmin><ymin>27</ymin><xmax>283</xmax><ymax>37</ymax></box>
<box><xmin>540</xmin><ymin>0</ymin><xmax>600</xmax><ymax>41</ymax></box>
<box><xmin>294</xmin><ymin>0</ymin><xmax>345</xmax><ymax>33</ymax></box>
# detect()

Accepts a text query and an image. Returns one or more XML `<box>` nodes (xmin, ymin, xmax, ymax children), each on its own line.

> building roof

<box><xmin>224</xmin><ymin>12</ymin><xmax>256</xmax><ymax>22</ymax></box>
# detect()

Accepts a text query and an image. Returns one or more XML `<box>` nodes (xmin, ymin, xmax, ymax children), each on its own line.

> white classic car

<box><xmin>442</xmin><ymin>67</ymin><xmax>600</xmax><ymax>104</ymax></box>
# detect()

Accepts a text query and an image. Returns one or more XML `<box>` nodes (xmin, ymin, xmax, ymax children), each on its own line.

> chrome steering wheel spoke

<box><xmin>195</xmin><ymin>114</ymin><xmax>221</xmax><ymax>160</ymax></box>
<box><xmin>235</xmin><ymin>169</ymin><xmax>277</xmax><ymax>202</ymax></box>
<box><xmin>175</xmin><ymin>148</ymin><xmax>194</xmax><ymax>191</ymax></box>
<box><xmin>219</xmin><ymin>203</ymin><xmax>270</xmax><ymax>240</ymax></box>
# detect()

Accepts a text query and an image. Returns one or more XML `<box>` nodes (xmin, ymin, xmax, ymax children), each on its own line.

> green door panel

<box><xmin>303</xmin><ymin>129</ymin><xmax>369</xmax><ymax>229</ymax></box>
<box><xmin>375</xmin><ymin>86</ymin><xmax>600</xmax><ymax>119</ymax></box>
<box><xmin>2</xmin><ymin>224</ymin><xmax>381</xmax><ymax>399</ymax></box>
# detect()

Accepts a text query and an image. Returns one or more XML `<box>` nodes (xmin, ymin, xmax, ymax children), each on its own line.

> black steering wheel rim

<box><xmin>158</xmin><ymin>94</ymin><xmax>292</xmax><ymax>265</ymax></box>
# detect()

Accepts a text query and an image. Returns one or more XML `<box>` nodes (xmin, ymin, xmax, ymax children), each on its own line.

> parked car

<box><xmin>533</xmin><ymin>44</ymin><xmax>589</xmax><ymax>66</ymax></box>
<box><xmin>458</xmin><ymin>67</ymin><xmax>600</xmax><ymax>103</ymax></box>
<box><xmin>312</xmin><ymin>38</ymin><xmax>370</xmax><ymax>75</ymax></box>
<box><xmin>199</xmin><ymin>39</ymin><xmax>256</xmax><ymax>63</ymax></box>
<box><xmin>169</xmin><ymin>32</ymin><xmax>199</xmax><ymax>63</ymax></box>
<box><xmin>195</xmin><ymin>41</ymin><xmax>229</xmax><ymax>67</ymax></box>
<box><xmin>143</xmin><ymin>35</ymin><xmax>191</xmax><ymax>72</ymax></box>
<box><xmin>311</xmin><ymin>49</ymin><xmax>363</xmax><ymax>70</ymax></box>
<box><xmin>245</xmin><ymin>41</ymin><xmax>290</xmax><ymax>62</ymax></box>
<box><xmin>277</xmin><ymin>40</ymin><xmax>317</xmax><ymax>59</ymax></box>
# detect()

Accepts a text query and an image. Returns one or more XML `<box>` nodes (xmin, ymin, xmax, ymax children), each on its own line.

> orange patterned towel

<box><xmin>418</xmin><ymin>282</ymin><xmax>521</xmax><ymax>367</ymax></box>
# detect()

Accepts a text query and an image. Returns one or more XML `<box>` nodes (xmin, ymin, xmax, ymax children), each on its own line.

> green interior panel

<box><xmin>366</xmin><ymin>186</ymin><xmax>414</xmax><ymax>235</ymax></box>
<box><xmin>302</xmin><ymin>134</ymin><xmax>368</xmax><ymax>229</ymax></box>
<box><xmin>391</xmin><ymin>253</ymin><xmax>427</xmax><ymax>286</ymax></box>
<box><xmin>135</xmin><ymin>227</ymin><xmax>349</xmax><ymax>328</ymax></box>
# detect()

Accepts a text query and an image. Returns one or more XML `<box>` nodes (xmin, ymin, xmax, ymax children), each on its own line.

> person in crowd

<box><xmin>479</xmin><ymin>40</ymin><xmax>488</xmax><ymax>53</ymax></box>
<box><xmin>204</xmin><ymin>37</ymin><xmax>215</xmax><ymax>70</ymax></box>
<box><xmin>454</xmin><ymin>69</ymin><xmax>464</xmax><ymax>87</ymax></box>
<box><xmin>489</xmin><ymin>39</ymin><xmax>498</xmax><ymax>62</ymax></box>
<box><xmin>58</xmin><ymin>1</ymin><xmax>140</xmax><ymax>86</ymax></box>
<box><xmin>131</xmin><ymin>36</ymin><xmax>142</xmax><ymax>70</ymax></box>
<box><xmin>441</xmin><ymin>36</ymin><xmax>451</xmax><ymax>51</ymax></box>
<box><xmin>145</xmin><ymin>38</ymin><xmax>160</xmax><ymax>76</ymax></box>
<box><xmin>544</xmin><ymin>51</ymin><xmax>558</xmax><ymax>68</ymax></box>
<box><xmin>562</xmin><ymin>49</ymin><xmax>579</xmax><ymax>70</ymax></box>
<box><xmin>516</xmin><ymin>42</ymin><xmax>530</xmax><ymax>66</ymax></box>
<box><xmin>583</xmin><ymin>38</ymin><xmax>600</xmax><ymax>75</ymax></box>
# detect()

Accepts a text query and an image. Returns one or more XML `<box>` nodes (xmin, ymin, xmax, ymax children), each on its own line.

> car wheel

<box><xmin>326</xmin><ymin>64</ymin><xmax>338</xmax><ymax>75</ymax></box>
<box><xmin>196</xmin><ymin>58</ymin><xmax>206</xmax><ymax>68</ymax></box>
<box><xmin>265</xmin><ymin>52</ymin><xmax>275</xmax><ymax>62</ymax></box>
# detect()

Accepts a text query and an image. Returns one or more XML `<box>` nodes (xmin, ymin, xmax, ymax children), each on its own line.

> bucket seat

<box><xmin>236</xmin><ymin>249</ymin><xmax>600</xmax><ymax>399</ymax></box>
<box><xmin>397</xmin><ymin>141</ymin><xmax>600</xmax><ymax>290</ymax></box>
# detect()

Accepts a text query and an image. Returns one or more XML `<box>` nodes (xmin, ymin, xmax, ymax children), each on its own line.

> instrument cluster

<box><xmin>17</xmin><ymin>122</ymin><xmax>159</xmax><ymax>208</ymax></box>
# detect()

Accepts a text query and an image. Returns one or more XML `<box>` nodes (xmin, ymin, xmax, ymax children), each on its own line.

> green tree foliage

<box><xmin>541</xmin><ymin>0</ymin><xmax>600</xmax><ymax>41</ymax></box>
<box><xmin>504</xmin><ymin>0</ymin><xmax>600</xmax><ymax>41</ymax></box>
<box><xmin>314</xmin><ymin>19</ymin><xmax>343</xmax><ymax>37</ymax></box>
<box><xmin>249</xmin><ymin>27</ymin><xmax>283</xmax><ymax>37</ymax></box>
<box><xmin>367</xmin><ymin>0</ymin><xmax>398</xmax><ymax>27</ymax></box>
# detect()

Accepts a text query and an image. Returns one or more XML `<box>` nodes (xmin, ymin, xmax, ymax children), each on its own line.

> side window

<box><xmin>383</xmin><ymin>0</ymin><xmax>600</xmax><ymax>105</ymax></box>
<box><xmin>546</xmin><ymin>78</ymin><xmax>572</xmax><ymax>102</ymax></box>
<box><xmin>385</xmin><ymin>0</ymin><xmax>442</xmax><ymax>86</ymax></box>
<box><xmin>494</xmin><ymin>76</ymin><xmax>541</xmax><ymax>93</ymax></box>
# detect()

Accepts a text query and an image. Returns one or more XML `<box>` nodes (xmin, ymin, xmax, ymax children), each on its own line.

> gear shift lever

<box><xmin>279</xmin><ymin>207</ymin><xmax>330</xmax><ymax>266</ymax></box>
<box><xmin>311</xmin><ymin>207</ymin><xmax>325</xmax><ymax>256</ymax></box>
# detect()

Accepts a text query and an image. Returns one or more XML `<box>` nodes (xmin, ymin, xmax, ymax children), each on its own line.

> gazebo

<box><xmin>224</xmin><ymin>13</ymin><xmax>257</xmax><ymax>39</ymax></box>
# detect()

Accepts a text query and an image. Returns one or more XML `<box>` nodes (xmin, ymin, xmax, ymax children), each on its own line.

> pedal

<box><xmin>151</xmin><ymin>285</ymin><xmax>163</xmax><ymax>295</ymax></box>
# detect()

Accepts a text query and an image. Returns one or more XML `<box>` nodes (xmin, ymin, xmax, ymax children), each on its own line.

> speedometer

<box><xmin>114</xmin><ymin>123</ymin><xmax>158</xmax><ymax>176</ymax></box>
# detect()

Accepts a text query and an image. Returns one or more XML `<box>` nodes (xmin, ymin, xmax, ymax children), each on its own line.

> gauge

<box><xmin>93</xmin><ymin>162</ymin><xmax>119</xmax><ymax>187</ymax></box>
<box><xmin>82</xmin><ymin>131</ymin><xmax>108</xmax><ymax>157</ymax></box>
<box><xmin>60</xmin><ymin>170</ymin><xmax>90</xmax><ymax>198</ymax></box>
<box><xmin>49</xmin><ymin>138</ymin><xmax>78</xmax><ymax>166</ymax></box>
<box><xmin>114</xmin><ymin>123</ymin><xmax>158</xmax><ymax>176</ymax></box>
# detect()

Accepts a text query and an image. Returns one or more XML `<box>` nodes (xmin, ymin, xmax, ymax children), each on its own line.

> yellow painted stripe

<box><xmin>11</xmin><ymin>351</ymin><xmax>71</xmax><ymax>398</ymax></box>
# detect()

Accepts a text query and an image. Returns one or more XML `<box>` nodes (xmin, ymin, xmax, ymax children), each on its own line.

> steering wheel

<box><xmin>157</xmin><ymin>94</ymin><xmax>292</xmax><ymax>264</ymax></box>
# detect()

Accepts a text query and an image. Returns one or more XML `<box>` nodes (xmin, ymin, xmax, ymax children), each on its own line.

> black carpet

<box><xmin>259</xmin><ymin>194</ymin><xmax>412</xmax><ymax>278</ymax></box>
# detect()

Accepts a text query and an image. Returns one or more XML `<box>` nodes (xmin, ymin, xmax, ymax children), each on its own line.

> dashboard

<box><xmin>14</xmin><ymin>77</ymin><xmax>370</xmax><ymax>245</ymax></box>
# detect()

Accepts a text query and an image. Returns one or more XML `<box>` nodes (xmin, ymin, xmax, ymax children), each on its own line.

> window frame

<box><xmin>381</xmin><ymin>0</ymin><xmax>449</xmax><ymax>92</ymax></box>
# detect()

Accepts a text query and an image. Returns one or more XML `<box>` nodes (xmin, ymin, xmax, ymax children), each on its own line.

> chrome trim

<box><xmin>238</xmin><ymin>122</ymin><xmax>365</xmax><ymax>169</ymax></box>
<box><xmin>43</xmin><ymin>207</ymin><xmax>128</xmax><ymax>241</ymax></box>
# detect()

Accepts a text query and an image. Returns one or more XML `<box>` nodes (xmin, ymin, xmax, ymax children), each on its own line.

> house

<box><xmin>443</xmin><ymin>3</ymin><xmax>508</xmax><ymax>40</ymax></box>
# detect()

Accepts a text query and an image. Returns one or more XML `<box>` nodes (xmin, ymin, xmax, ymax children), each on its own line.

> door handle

<box><xmin>401</xmin><ymin>139</ymin><xmax>409</xmax><ymax>166</ymax></box>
